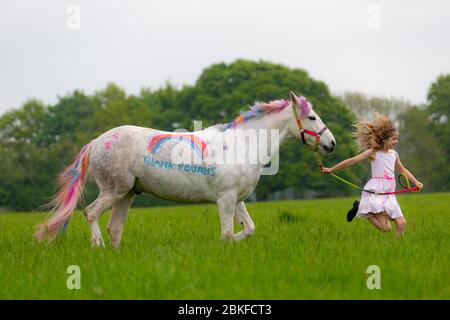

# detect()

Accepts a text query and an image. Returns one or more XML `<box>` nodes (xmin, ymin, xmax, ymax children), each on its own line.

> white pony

<box><xmin>36</xmin><ymin>92</ymin><xmax>336</xmax><ymax>247</ymax></box>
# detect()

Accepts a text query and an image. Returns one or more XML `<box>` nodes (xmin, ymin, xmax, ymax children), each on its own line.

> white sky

<box><xmin>1</xmin><ymin>0</ymin><xmax>449</xmax><ymax>114</ymax></box>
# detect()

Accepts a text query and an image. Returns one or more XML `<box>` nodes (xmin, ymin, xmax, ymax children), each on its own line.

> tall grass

<box><xmin>0</xmin><ymin>193</ymin><xmax>448</xmax><ymax>299</ymax></box>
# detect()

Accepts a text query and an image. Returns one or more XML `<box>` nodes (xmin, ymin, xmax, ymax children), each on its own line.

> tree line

<box><xmin>0</xmin><ymin>60</ymin><xmax>448</xmax><ymax>211</ymax></box>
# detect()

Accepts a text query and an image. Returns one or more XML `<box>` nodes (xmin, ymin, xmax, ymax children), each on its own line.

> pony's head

<box><xmin>287</xmin><ymin>91</ymin><xmax>336</xmax><ymax>154</ymax></box>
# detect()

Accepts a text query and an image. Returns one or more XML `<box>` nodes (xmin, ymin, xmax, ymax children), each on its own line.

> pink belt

<box><xmin>372</xmin><ymin>176</ymin><xmax>395</xmax><ymax>180</ymax></box>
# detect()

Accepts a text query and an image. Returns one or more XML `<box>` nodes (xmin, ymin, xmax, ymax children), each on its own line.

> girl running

<box><xmin>321</xmin><ymin>113</ymin><xmax>423</xmax><ymax>235</ymax></box>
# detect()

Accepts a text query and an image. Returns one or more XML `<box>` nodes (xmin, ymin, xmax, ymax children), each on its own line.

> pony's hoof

<box><xmin>91</xmin><ymin>237</ymin><xmax>105</xmax><ymax>248</ymax></box>
<box><xmin>233</xmin><ymin>231</ymin><xmax>246</xmax><ymax>241</ymax></box>
<box><xmin>221</xmin><ymin>231</ymin><xmax>234</xmax><ymax>241</ymax></box>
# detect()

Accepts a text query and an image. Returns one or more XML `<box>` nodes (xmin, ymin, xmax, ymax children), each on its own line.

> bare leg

<box><xmin>379</xmin><ymin>213</ymin><xmax>392</xmax><ymax>231</ymax></box>
<box><xmin>394</xmin><ymin>217</ymin><xmax>407</xmax><ymax>236</ymax></box>
<box><xmin>217</xmin><ymin>193</ymin><xmax>237</xmax><ymax>240</ymax></box>
<box><xmin>233</xmin><ymin>201</ymin><xmax>255</xmax><ymax>241</ymax></box>
<box><xmin>84</xmin><ymin>193</ymin><xmax>114</xmax><ymax>247</ymax></box>
<box><xmin>367</xmin><ymin>214</ymin><xmax>384</xmax><ymax>231</ymax></box>
<box><xmin>107</xmin><ymin>192</ymin><xmax>135</xmax><ymax>248</ymax></box>
<box><xmin>367</xmin><ymin>212</ymin><xmax>391</xmax><ymax>233</ymax></box>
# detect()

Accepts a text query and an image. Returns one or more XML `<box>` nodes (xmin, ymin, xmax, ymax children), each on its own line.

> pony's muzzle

<box><xmin>322</xmin><ymin>140</ymin><xmax>336</xmax><ymax>154</ymax></box>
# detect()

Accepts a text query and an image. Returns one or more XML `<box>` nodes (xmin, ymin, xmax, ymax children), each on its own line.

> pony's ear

<box><xmin>291</xmin><ymin>91</ymin><xmax>311</xmax><ymax>116</ymax></box>
<box><xmin>290</xmin><ymin>91</ymin><xmax>300</xmax><ymax>106</ymax></box>
<box><xmin>298</xmin><ymin>96</ymin><xmax>311</xmax><ymax>116</ymax></box>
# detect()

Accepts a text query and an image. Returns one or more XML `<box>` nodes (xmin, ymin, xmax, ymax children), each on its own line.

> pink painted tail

<box><xmin>35</xmin><ymin>142</ymin><xmax>93</xmax><ymax>242</ymax></box>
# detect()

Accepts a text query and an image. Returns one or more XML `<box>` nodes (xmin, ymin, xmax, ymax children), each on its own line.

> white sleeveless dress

<box><xmin>356</xmin><ymin>149</ymin><xmax>404</xmax><ymax>219</ymax></box>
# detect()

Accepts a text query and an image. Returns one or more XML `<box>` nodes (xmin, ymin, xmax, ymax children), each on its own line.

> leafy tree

<box><xmin>397</xmin><ymin>107</ymin><xmax>446</xmax><ymax>191</ymax></box>
<box><xmin>38</xmin><ymin>91</ymin><xmax>100</xmax><ymax>147</ymax></box>
<box><xmin>0</xmin><ymin>99</ymin><xmax>46</xmax><ymax>145</ymax></box>
<box><xmin>427</xmin><ymin>74</ymin><xmax>450</xmax><ymax>152</ymax></box>
<box><xmin>0</xmin><ymin>100</ymin><xmax>56</xmax><ymax>210</ymax></box>
<box><xmin>426</xmin><ymin>74</ymin><xmax>450</xmax><ymax>190</ymax></box>
<box><xmin>428</xmin><ymin>74</ymin><xmax>450</xmax><ymax>119</ymax></box>
<box><xmin>140</xmin><ymin>83</ymin><xmax>182</xmax><ymax>131</ymax></box>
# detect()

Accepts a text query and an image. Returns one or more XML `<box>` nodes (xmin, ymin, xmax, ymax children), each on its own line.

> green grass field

<box><xmin>0</xmin><ymin>193</ymin><xmax>448</xmax><ymax>299</ymax></box>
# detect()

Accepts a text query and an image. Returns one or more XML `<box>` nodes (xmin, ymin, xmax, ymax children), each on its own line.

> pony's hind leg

<box><xmin>107</xmin><ymin>192</ymin><xmax>135</xmax><ymax>248</ymax></box>
<box><xmin>233</xmin><ymin>201</ymin><xmax>255</xmax><ymax>241</ymax></box>
<box><xmin>84</xmin><ymin>193</ymin><xmax>114</xmax><ymax>247</ymax></box>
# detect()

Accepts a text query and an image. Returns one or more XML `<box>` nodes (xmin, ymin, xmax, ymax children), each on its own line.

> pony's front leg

<box><xmin>217</xmin><ymin>193</ymin><xmax>237</xmax><ymax>240</ymax></box>
<box><xmin>233</xmin><ymin>201</ymin><xmax>255</xmax><ymax>241</ymax></box>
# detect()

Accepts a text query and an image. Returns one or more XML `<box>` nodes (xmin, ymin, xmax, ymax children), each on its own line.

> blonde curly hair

<box><xmin>352</xmin><ymin>113</ymin><xmax>397</xmax><ymax>151</ymax></box>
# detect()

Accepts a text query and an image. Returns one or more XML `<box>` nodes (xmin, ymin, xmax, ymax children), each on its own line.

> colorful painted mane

<box><xmin>219</xmin><ymin>97</ymin><xmax>311</xmax><ymax>130</ymax></box>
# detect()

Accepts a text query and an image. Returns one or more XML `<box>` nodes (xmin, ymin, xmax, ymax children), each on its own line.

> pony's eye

<box><xmin>308</xmin><ymin>116</ymin><xmax>316</xmax><ymax>121</ymax></box>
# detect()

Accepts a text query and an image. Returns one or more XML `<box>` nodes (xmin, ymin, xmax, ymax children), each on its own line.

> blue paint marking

<box><xmin>143</xmin><ymin>155</ymin><xmax>216</xmax><ymax>177</ymax></box>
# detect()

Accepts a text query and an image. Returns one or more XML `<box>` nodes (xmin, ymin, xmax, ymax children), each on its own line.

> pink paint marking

<box><xmin>104</xmin><ymin>133</ymin><xmax>119</xmax><ymax>151</ymax></box>
<box><xmin>104</xmin><ymin>140</ymin><xmax>112</xmax><ymax>150</ymax></box>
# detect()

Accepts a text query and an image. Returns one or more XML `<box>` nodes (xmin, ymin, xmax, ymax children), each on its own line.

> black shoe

<box><xmin>347</xmin><ymin>200</ymin><xmax>360</xmax><ymax>222</ymax></box>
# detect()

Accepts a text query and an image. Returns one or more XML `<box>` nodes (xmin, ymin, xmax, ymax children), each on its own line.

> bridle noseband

<box><xmin>291</xmin><ymin>103</ymin><xmax>328</xmax><ymax>150</ymax></box>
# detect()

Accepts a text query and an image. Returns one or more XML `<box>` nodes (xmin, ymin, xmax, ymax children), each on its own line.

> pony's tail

<box><xmin>35</xmin><ymin>142</ymin><xmax>93</xmax><ymax>243</ymax></box>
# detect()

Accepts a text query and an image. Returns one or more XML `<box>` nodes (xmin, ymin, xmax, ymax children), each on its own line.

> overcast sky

<box><xmin>1</xmin><ymin>0</ymin><xmax>449</xmax><ymax>114</ymax></box>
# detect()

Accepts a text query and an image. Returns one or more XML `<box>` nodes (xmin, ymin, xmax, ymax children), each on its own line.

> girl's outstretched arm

<box><xmin>321</xmin><ymin>149</ymin><xmax>374</xmax><ymax>173</ymax></box>
<box><xmin>395</xmin><ymin>154</ymin><xmax>424</xmax><ymax>189</ymax></box>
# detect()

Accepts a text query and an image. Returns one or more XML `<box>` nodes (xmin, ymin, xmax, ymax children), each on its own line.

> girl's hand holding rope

<box><xmin>416</xmin><ymin>181</ymin><xmax>424</xmax><ymax>190</ymax></box>
<box><xmin>321</xmin><ymin>167</ymin><xmax>333</xmax><ymax>174</ymax></box>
